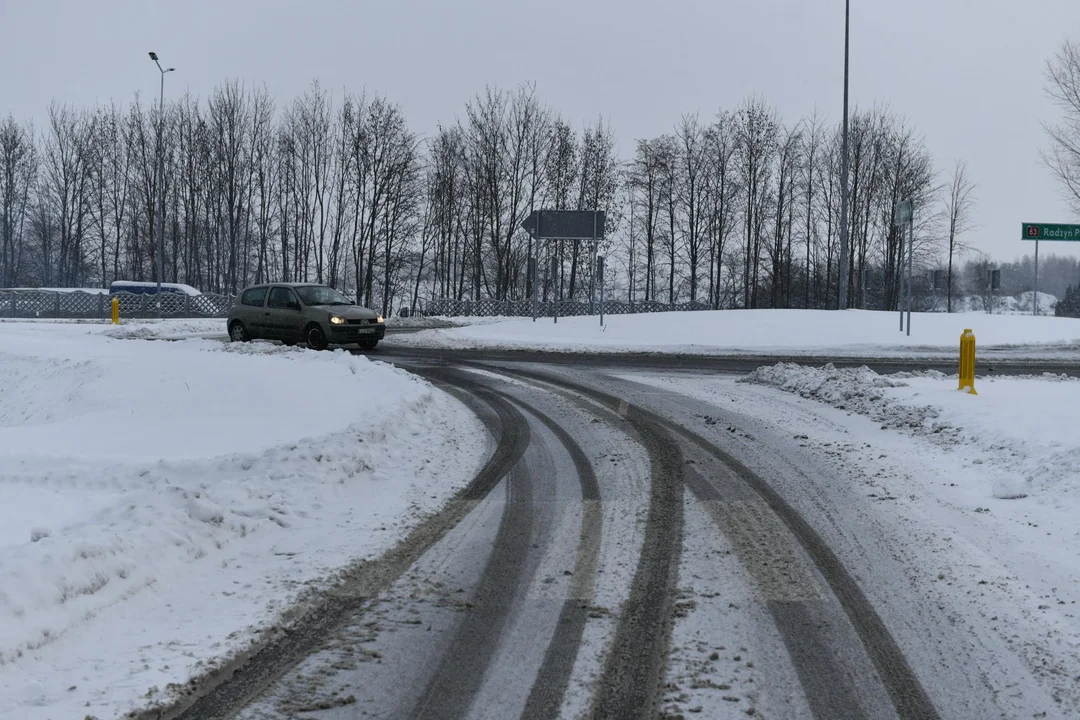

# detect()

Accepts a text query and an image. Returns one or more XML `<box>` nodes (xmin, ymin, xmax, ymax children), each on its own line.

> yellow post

<box><xmin>111</xmin><ymin>296</ymin><xmax>120</xmax><ymax>325</ymax></box>
<box><xmin>958</xmin><ymin>328</ymin><xmax>977</xmax><ymax>395</ymax></box>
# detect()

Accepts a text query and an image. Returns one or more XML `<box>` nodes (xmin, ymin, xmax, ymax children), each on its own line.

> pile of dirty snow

<box><xmin>742</xmin><ymin>363</ymin><xmax>1080</xmax><ymax>500</ymax></box>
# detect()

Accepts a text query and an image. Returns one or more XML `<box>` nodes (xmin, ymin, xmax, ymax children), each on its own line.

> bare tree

<box><xmin>800</xmin><ymin>110</ymin><xmax>824</xmax><ymax>308</ymax></box>
<box><xmin>703</xmin><ymin>111</ymin><xmax>738</xmax><ymax>308</ymax></box>
<box><xmin>630</xmin><ymin>137</ymin><xmax>663</xmax><ymax>302</ymax></box>
<box><xmin>735</xmin><ymin>97</ymin><xmax>779</xmax><ymax>308</ymax></box>
<box><xmin>1043</xmin><ymin>38</ymin><xmax>1080</xmax><ymax>215</ymax></box>
<box><xmin>676</xmin><ymin>114</ymin><xmax>706</xmax><ymax>301</ymax></box>
<box><xmin>40</xmin><ymin>103</ymin><xmax>94</xmax><ymax>286</ymax></box>
<box><xmin>0</xmin><ymin>116</ymin><xmax>37</xmax><ymax>287</ymax></box>
<box><xmin>944</xmin><ymin>159</ymin><xmax>976</xmax><ymax>312</ymax></box>
<box><xmin>656</xmin><ymin>134</ymin><xmax>678</xmax><ymax>304</ymax></box>
<box><xmin>573</xmin><ymin>117</ymin><xmax>619</xmax><ymax>302</ymax></box>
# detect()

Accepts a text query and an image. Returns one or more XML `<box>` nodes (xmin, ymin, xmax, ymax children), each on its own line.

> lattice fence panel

<box><xmin>59</xmin><ymin>291</ymin><xmax>107</xmax><ymax>318</ymax></box>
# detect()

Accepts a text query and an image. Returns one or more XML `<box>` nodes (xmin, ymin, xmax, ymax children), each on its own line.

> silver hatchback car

<box><xmin>227</xmin><ymin>283</ymin><xmax>385</xmax><ymax>350</ymax></box>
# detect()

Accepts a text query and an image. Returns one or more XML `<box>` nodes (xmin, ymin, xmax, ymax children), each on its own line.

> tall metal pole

<box><xmin>156</xmin><ymin>69</ymin><xmax>165</xmax><ymax>316</ymax></box>
<box><xmin>149</xmin><ymin>53</ymin><xmax>173</xmax><ymax>318</ymax></box>
<box><xmin>837</xmin><ymin>0</ymin><xmax>851</xmax><ymax>310</ymax></box>
<box><xmin>905</xmin><ymin>214</ymin><xmax>913</xmax><ymax>336</ymax></box>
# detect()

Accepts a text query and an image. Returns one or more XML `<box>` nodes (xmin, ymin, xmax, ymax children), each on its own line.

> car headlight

<box><xmin>330</xmin><ymin>315</ymin><xmax>346</xmax><ymax>325</ymax></box>
<box><xmin>376</xmin><ymin>316</ymin><xmax>384</xmax><ymax>324</ymax></box>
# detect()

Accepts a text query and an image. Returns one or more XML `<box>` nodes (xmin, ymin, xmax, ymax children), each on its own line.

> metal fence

<box><xmin>0</xmin><ymin>290</ymin><xmax>234</xmax><ymax>320</ymax></box>
<box><xmin>0</xmin><ymin>288</ymin><xmax>716</xmax><ymax>321</ymax></box>
<box><xmin>424</xmin><ymin>298</ymin><xmax>714</xmax><ymax>318</ymax></box>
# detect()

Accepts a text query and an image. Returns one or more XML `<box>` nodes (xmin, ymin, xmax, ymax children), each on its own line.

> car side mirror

<box><xmin>286</xmin><ymin>301</ymin><xmax>301</xmax><ymax>311</ymax></box>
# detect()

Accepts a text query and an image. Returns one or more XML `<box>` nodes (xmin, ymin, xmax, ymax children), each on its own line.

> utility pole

<box><xmin>837</xmin><ymin>0</ymin><xmax>851</xmax><ymax>310</ymax></box>
<box><xmin>149</xmin><ymin>52</ymin><xmax>175</xmax><ymax>318</ymax></box>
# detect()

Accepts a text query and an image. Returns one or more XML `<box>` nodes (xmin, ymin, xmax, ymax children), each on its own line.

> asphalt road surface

<box><xmin>140</xmin><ymin>350</ymin><xmax>1073</xmax><ymax>720</ymax></box>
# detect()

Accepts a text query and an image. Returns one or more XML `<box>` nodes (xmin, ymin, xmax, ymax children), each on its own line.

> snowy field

<box><xmin>0</xmin><ymin>323</ymin><xmax>486</xmax><ymax>719</ymax></box>
<box><xmin>386</xmin><ymin>308</ymin><xmax>1080</xmax><ymax>358</ymax></box>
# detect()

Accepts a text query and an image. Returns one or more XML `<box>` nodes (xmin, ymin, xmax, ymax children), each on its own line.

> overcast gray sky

<box><xmin>2</xmin><ymin>0</ymin><xmax>1078</xmax><ymax>262</ymax></box>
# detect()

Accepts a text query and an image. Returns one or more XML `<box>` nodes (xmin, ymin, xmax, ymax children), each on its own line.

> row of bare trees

<box><xmin>625</xmin><ymin>100</ymin><xmax>962</xmax><ymax>311</ymax></box>
<box><xmin>2</xmin><ymin>80</ymin><xmax>982</xmax><ymax>314</ymax></box>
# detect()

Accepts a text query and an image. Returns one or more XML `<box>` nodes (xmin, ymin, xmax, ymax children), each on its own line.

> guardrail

<box><xmin>0</xmin><ymin>290</ymin><xmax>234</xmax><ymax>320</ymax></box>
<box><xmin>423</xmin><ymin>298</ymin><xmax>714</xmax><ymax>318</ymax></box>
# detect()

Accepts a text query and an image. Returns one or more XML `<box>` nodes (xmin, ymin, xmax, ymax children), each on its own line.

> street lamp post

<box><xmin>838</xmin><ymin>0</ymin><xmax>851</xmax><ymax>310</ymax></box>
<box><xmin>148</xmin><ymin>52</ymin><xmax>174</xmax><ymax>317</ymax></box>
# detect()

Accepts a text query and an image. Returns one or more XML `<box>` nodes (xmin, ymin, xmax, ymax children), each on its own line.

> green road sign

<box><xmin>1022</xmin><ymin>223</ymin><xmax>1080</xmax><ymax>240</ymax></box>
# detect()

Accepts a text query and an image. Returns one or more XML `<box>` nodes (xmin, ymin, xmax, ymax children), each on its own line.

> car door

<box><xmin>265</xmin><ymin>287</ymin><xmax>302</xmax><ymax>341</ymax></box>
<box><xmin>238</xmin><ymin>287</ymin><xmax>270</xmax><ymax>338</ymax></box>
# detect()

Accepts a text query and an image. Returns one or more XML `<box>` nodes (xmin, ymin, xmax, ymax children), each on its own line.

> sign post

<box><xmin>529</xmin><ymin>256</ymin><xmax>538</xmax><ymax>322</ymax></box>
<box><xmin>1022</xmin><ymin>223</ymin><xmax>1080</xmax><ymax>315</ymax></box>
<box><xmin>1034</xmin><ymin>239</ymin><xmax>1039</xmax><ymax>316</ymax></box>
<box><xmin>895</xmin><ymin>200</ymin><xmax>914</xmax><ymax>335</ymax></box>
<box><xmin>551</xmin><ymin>255</ymin><xmax>560</xmax><ymax>324</ymax></box>
<box><xmin>522</xmin><ymin>209</ymin><xmax>606</xmax><ymax>323</ymax></box>
<box><xmin>598</xmin><ymin>255</ymin><xmax>605</xmax><ymax>327</ymax></box>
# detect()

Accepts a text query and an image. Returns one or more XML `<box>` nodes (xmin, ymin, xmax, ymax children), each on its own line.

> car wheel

<box><xmin>305</xmin><ymin>324</ymin><xmax>328</xmax><ymax>351</ymax></box>
<box><xmin>359</xmin><ymin>339</ymin><xmax>378</xmax><ymax>351</ymax></box>
<box><xmin>229</xmin><ymin>321</ymin><xmax>249</xmax><ymax>342</ymax></box>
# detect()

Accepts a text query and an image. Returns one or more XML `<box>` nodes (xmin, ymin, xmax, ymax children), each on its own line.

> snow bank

<box><xmin>742</xmin><ymin>363</ymin><xmax>1080</xmax><ymax>499</ymax></box>
<box><xmin>389</xmin><ymin>315</ymin><xmax>518</xmax><ymax>328</ymax></box>
<box><xmin>2</xmin><ymin>287</ymin><xmax>109</xmax><ymax>295</ymax></box>
<box><xmin>387</xmin><ymin>309</ymin><xmax>1080</xmax><ymax>358</ymax></box>
<box><xmin>0</xmin><ymin>325</ymin><xmax>486</xmax><ymax>719</ymax></box>
<box><xmin>928</xmin><ymin>291</ymin><xmax>1057</xmax><ymax>315</ymax></box>
<box><xmin>100</xmin><ymin>318</ymin><xmax>226</xmax><ymax>340</ymax></box>
<box><xmin>0</xmin><ymin>317</ymin><xmax>227</xmax><ymax>340</ymax></box>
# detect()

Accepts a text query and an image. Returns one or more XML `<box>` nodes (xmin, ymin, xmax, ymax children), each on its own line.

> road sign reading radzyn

<box><xmin>521</xmin><ymin>210</ymin><xmax>606</xmax><ymax>240</ymax></box>
<box><xmin>1022</xmin><ymin>223</ymin><xmax>1080</xmax><ymax>241</ymax></box>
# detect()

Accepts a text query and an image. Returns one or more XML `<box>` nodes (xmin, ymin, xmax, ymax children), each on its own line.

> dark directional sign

<box><xmin>1022</xmin><ymin>223</ymin><xmax>1080</xmax><ymax>241</ymax></box>
<box><xmin>521</xmin><ymin>210</ymin><xmax>605</xmax><ymax>240</ymax></box>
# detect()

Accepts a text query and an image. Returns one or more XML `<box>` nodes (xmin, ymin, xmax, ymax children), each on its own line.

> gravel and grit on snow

<box><xmin>0</xmin><ymin>323</ymin><xmax>486</xmax><ymax>720</ymax></box>
<box><xmin>386</xmin><ymin>308</ymin><xmax>1080</xmax><ymax>358</ymax></box>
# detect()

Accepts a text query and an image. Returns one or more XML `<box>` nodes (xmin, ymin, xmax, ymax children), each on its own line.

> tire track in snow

<box><xmin>478</xmin><ymin>365</ymin><xmax>685</xmax><ymax>720</ymax></box>
<box><xmin>496</xmin><ymin>391</ymin><xmax>602</xmax><ymax>720</ymax></box>
<box><xmin>665</xmin><ymin>417</ymin><xmax>939</xmax><ymax>720</ymax></box>
<box><xmin>483</xmin><ymin>364</ymin><xmax>939</xmax><ymax>720</ymax></box>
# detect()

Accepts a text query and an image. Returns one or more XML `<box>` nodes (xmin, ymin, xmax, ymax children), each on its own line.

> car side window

<box><xmin>267</xmin><ymin>287</ymin><xmax>299</xmax><ymax>309</ymax></box>
<box><xmin>241</xmin><ymin>287</ymin><xmax>268</xmax><ymax>307</ymax></box>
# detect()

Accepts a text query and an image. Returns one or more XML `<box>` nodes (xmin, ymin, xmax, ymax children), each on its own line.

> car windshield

<box><xmin>295</xmin><ymin>286</ymin><xmax>351</xmax><ymax>306</ymax></box>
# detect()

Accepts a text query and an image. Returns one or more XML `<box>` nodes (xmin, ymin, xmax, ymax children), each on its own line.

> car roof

<box><xmin>243</xmin><ymin>282</ymin><xmax>323</xmax><ymax>290</ymax></box>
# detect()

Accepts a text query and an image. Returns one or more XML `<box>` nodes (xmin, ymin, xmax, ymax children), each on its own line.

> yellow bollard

<box><xmin>111</xmin><ymin>296</ymin><xmax>120</xmax><ymax>325</ymax></box>
<box><xmin>958</xmin><ymin>328</ymin><xmax>977</xmax><ymax>395</ymax></box>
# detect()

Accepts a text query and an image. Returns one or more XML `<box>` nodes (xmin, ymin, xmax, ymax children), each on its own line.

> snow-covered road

<box><xmin>619</xmin><ymin>368</ymin><xmax>1080</xmax><ymax>718</ymax></box>
<box><xmin>182</xmin><ymin>358</ymin><xmax>1080</xmax><ymax>720</ymax></box>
